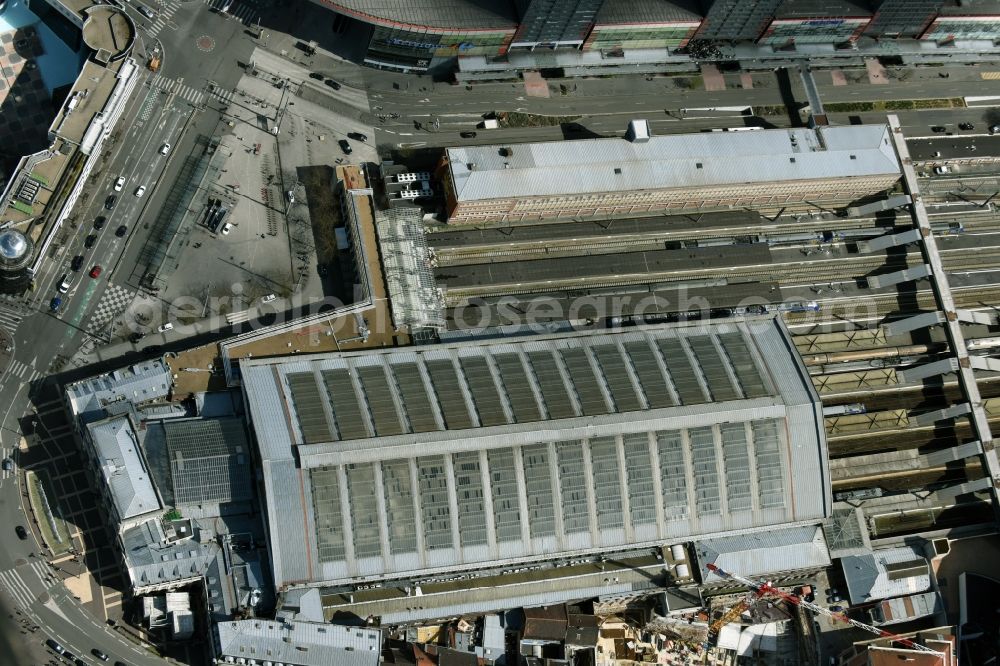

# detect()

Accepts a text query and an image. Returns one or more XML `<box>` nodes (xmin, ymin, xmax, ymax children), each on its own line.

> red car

<box><xmin>89</xmin><ymin>265</ymin><xmax>102</xmax><ymax>278</ymax></box>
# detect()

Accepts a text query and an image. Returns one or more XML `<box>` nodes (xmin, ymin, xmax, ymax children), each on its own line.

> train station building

<box><xmin>439</xmin><ymin>124</ymin><xmax>901</xmax><ymax>225</ymax></box>
<box><xmin>241</xmin><ymin>316</ymin><xmax>833</xmax><ymax>624</ymax></box>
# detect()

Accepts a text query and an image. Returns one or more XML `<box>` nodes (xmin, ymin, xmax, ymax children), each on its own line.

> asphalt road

<box><xmin>0</xmin><ymin>1</ymin><xmax>262</xmax><ymax>663</ymax></box>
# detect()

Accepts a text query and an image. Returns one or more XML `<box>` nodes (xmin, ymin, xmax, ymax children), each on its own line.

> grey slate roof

<box><xmin>696</xmin><ymin>524</ymin><xmax>831</xmax><ymax>582</ymax></box>
<box><xmin>215</xmin><ymin>619</ymin><xmax>381</xmax><ymax>666</ymax></box>
<box><xmin>318</xmin><ymin>0</ymin><xmax>516</xmax><ymax>31</ymax></box>
<box><xmin>121</xmin><ymin>519</ymin><xmax>221</xmax><ymax>590</ymax></box>
<box><xmin>67</xmin><ymin>359</ymin><xmax>172</xmax><ymax>421</ymax></box>
<box><xmin>841</xmin><ymin>546</ymin><xmax>932</xmax><ymax>605</ymax></box>
<box><xmin>241</xmin><ymin>317</ymin><xmax>831</xmax><ymax>590</ymax></box>
<box><xmin>445</xmin><ymin>125</ymin><xmax>900</xmax><ymax>203</ymax></box>
<box><xmin>88</xmin><ymin>417</ymin><xmax>161</xmax><ymax>521</ymax></box>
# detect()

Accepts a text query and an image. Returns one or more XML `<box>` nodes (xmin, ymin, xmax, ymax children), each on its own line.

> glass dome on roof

<box><xmin>0</xmin><ymin>230</ymin><xmax>28</xmax><ymax>260</ymax></box>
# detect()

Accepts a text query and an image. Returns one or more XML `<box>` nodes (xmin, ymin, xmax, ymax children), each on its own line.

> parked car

<box><xmin>134</xmin><ymin>185</ymin><xmax>146</xmax><ymax>197</ymax></box>
<box><xmin>160</xmin><ymin>142</ymin><xmax>171</xmax><ymax>155</ymax></box>
<box><xmin>157</xmin><ymin>322</ymin><xmax>174</xmax><ymax>333</ymax></box>
<box><xmin>221</xmin><ymin>222</ymin><xmax>233</xmax><ymax>235</ymax></box>
<box><xmin>114</xmin><ymin>176</ymin><xmax>125</xmax><ymax>192</ymax></box>
<box><xmin>2</xmin><ymin>458</ymin><xmax>13</xmax><ymax>471</ymax></box>
<box><xmin>959</xmin><ymin>122</ymin><xmax>975</xmax><ymax>130</ymax></box>
<box><xmin>71</xmin><ymin>255</ymin><xmax>84</xmax><ymax>271</ymax></box>
<box><xmin>347</xmin><ymin>132</ymin><xmax>367</xmax><ymax>142</ymax></box>
<box><xmin>46</xmin><ymin>639</ymin><xmax>66</xmax><ymax>655</ymax></box>
<box><xmin>286</xmin><ymin>190</ymin><xmax>295</xmax><ymax>204</ymax></box>
<box><xmin>89</xmin><ymin>265</ymin><xmax>103</xmax><ymax>279</ymax></box>
<box><xmin>827</xmin><ymin>594</ymin><xmax>844</xmax><ymax>603</ymax></box>
<box><xmin>104</xmin><ymin>194</ymin><xmax>117</xmax><ymax>210</ymax></box>
<box><xmin>115</xmin><ymin>224</ymin><xmax>128</xmax><ymax>237</ymax></box>
<box><xmin>934</xmin><ymin>165</ymin><xmax>952</xmax><ymax>175</ymax></box>
<box><xmin>50</xmin><ymin>296</ymin><xmax>62</xmax><ymax>312</ymax></box>
<box><xmin>15</xmin><ymin>525</ymin><xmax>27</xmax><ymax>540</ymax></box>
<box><xmin>931</xmin><ymin>126</ymin><xmax>946</xmax><ymax>133</ymax></box>
<box><xmin>324</xmin><ymin>79</ymin><xmax>341</xmax><ymax>90</ymax></box>
<box><xmin>84</xmin><ymin>234</ymin><xmax>97</xmax><ymax>249</ymax></box>
<box><xmin>92</xmin><ymin>648</ymin><xmax>109</xmax><ymax>661</ymax></box>
<box><xmin>94</xmin><ymin>216</ymin><xmax>106</xmax><ymax>230</ymax></box>
<box><xmin>338</xmin><ymin>139</ymin><xmax>352</xmax><ymax>154</ymax></box>
<box><xmin>261</xmin><ymin>293</ymin><xmax>276</xmax><ymax>303</ymax></box>
<box><xmin>309</xmin><ymin>72</ymin><xmax>323</xmax><ymax>80</ymax></box>
<box><xmin>829</xmin><ymin>605</ymin><xmax>846</xmax><ymax>613</ymax></box>
<box><xmin>991</xmin><ymin>125</ymin><xmax>1000</xmax><ymax>134</ymax></box>
<box><xmin>58</xmin><ymin>274</ymin><xmax>71</xmax><ymax>294</ymax></box>
<box><xmin>460</xmin><ymin>131</ymin><xmax>477</xmax><ymax>138</ymax></box>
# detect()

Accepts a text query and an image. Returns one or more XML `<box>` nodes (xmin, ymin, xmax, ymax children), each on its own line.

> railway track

<box><xmin>441</xmin><ymin>243</ymin><xmax>1000</xmax><ymax>304</ymax></box>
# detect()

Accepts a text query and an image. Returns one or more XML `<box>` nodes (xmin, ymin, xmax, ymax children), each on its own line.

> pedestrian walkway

<box><xmin>0</xmin><ymin>560</ymin><xmax>53</xmax><ymax>609</ymax></box>
<box><xmin>86</xmin><ymin>283</ymin><xmax>135</xmax><ymax>337</ymax></box>
<box><xmin>204</xmin><ymin>0</ymin><xmax>258</xmax><ymax>26</ymax></box>
<box><xmin>6</xmin><ymin>358</ymin><xmax>43</xmax><ymax>384</ymax></box>
<box><xmin>151</xmin><ymin>76</ymin><xmax>206</xmax><ymax>105</ymax></box>
<box><xmin>0</xmin><ymin>298</ymin><xmax>27</xmax><ymax>335</ymax></box>
<box><xmin>147</xmin><ymin>0</ymin><xmax>181</xmax><ymax>38</ymax></box>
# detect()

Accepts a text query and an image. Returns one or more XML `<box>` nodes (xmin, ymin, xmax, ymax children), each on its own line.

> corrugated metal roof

<box><xmin>243</xmin><ymin>317</ymin><xmax>829</xmax><ymax>590</ymax></box>
<box><xmin>215</xmin><ymin>619</ymin><xmax>381</xmax><ymax>666</ymax></box>
<box><xmin>595</xmin><ymin>0</ymin><xmax>702</xmax><ymax>24</ymax></box>
<box><xmin>774</xmin><ymin>0</ymin><xmax>872</xmax><ymax>18</ymax></box>
<box><xmin>87</xmin><ymin>417</ymin><xmax>161</xmax><ymax>521</ymax></box>
<box><xmin>165</xmin><ymin>418</ymin><xmax>252</xmax><ymax>506</ymax></box>
<box><xmin>877</xmin><ymin>591</ymin><xmax>942</xmax><ymax>626</ymax></box>
<box><xmin>319</xmin><ymin>0</ymin><xmax>517</xmax><ymax>31</ymax></box>
<box><xmin>446</xmin><ymin>125</ymin><xmax>899</xmax><ymax>203</ymax></box>
<box><xmin>841</xmin><ymin>546</ymin><xmax>932</xmax><ymax>604</ymax></box>
<box><xmin>696</xmin><ymin>525</ymin><xmax>831</xmax><ymax>581</ymax></box>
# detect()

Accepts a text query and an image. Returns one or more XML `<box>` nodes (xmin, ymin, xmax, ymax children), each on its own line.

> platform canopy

<box><xmin>241</xmin><ymin>317</ymin><xmax>831</xmax><ymax>590</ymax></box>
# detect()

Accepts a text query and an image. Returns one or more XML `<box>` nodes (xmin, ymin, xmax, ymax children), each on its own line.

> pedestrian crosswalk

<box><xmin>6</xmin><ymin>358</ymin><xmax>43</xmax><ymax>384</ymax></box>
<box><xmin>204</xmin><ymin>0</ymin><xmax>259</xmax><ymax>26</ymax></box>
<box><xmin>0</xmin><ymin>561</ymin><xmax>54</xmax><ymax>610</ymax></box>
<box><xmin>151</xmin><ymin>77</ymin><xmax>207</xmax><ymax>106</ymax></box>
<box><xmin>0</xmin><ymin>303</ymin><xmax>24</xmax><ymax>336</ymax></box>
<box><xmin>146</xmin><ymin>0</ymin><xmax>181</xmax><ymax>37</ymax></box>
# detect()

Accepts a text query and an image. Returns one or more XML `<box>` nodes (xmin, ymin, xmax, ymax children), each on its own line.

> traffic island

<box><xmin>25</xmin><ymin>469</ymin><xmax>72</xmax><ymax>556</ymax></box>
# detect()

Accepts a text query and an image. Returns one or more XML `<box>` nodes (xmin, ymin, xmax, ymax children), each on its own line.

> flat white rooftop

<box><xmin>446</xmin><ymin>124</ymin><xmax>900</xmax><ymax>202</ymax></box>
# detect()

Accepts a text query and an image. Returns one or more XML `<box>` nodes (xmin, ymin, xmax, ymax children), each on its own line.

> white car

<box><xmin>58</xmin><ymin>274</ymin><xmax>71</xmax><ymax>294</ymax></box>
<box><xmin>114</xmin><ymin>176</ymin><xmax>125</xmax><ymax>192</ymax></box>
<box><xmin>157</xmin><ymin>322</ymin><xmax>173</xmax><ymax>333</ymax></box>
<box><xmin>261</xmin><ymin>293</ymin><xmax>276</xmax><ymax>303</ymax></box>
<box><xmin>135</xmin><ymin>185</ymin><xmax>146</xmax><ymax>197</ymax></box>
<box><xmin>934</xmin><ymin>165</ymin><xmax>951</xmax><ymax>175</ymax></box>
<box><xmin>286</xmin><ymin>190</ymin><xmax>295</xmax><ymax>204</ymax></box>
<box><xmin>160</xmin><ymin>143</ymin><xmax>171</xmax><ymax>155</ymax></box>
<box><xmin>221</xmin><ymin>222</ymin><xmax>233</xmax><ymax>235</ymax></box>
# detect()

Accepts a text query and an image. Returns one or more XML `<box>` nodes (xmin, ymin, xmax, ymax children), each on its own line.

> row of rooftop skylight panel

<box><xmin>287</xmin><ymin>332</ymin><xmax>772</xmax><ymax>444</ymax></box>
<box><xmin>309</xmin><ymin>421</ymin><xmax>785</xmax><ymax>564</ymax></box>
